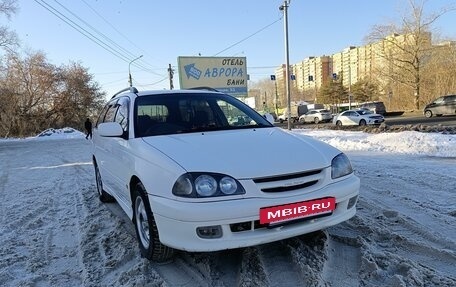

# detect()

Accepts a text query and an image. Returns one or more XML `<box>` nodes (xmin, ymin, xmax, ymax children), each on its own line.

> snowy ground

<box><xmin>0</xmin><ymin>128</ymin><xmax>455</xmax><ymax>287</ymax></box>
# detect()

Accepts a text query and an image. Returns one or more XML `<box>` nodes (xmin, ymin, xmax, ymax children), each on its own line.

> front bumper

<box><xmin>149</xmin><ymin>175</ymin><xmax>360</xmax><ymax>252</ymax></box>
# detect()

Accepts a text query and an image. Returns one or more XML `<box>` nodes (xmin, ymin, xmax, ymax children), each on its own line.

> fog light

<box><xmin>196</xmin><ymin>225</ymin><xmax>222</xmax><ymax>239</ymax></box>
<box><xmin>347</xmin><ymin>195</ymin><xmax>358</xmax><ymax>209</ymax></box>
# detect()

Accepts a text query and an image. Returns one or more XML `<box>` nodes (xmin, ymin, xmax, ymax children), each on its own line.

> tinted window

<box><xmin>134</xmin><ymin>92</ymin><xmax>272</xmax><ymax>137</ymax></box>
<box><xmin>445</xmin><ymin>95</ymin><xmax>456</xmax><ymax>102</ymax></box>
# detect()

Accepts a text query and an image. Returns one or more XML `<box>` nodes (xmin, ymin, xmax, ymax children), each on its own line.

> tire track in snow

<box><xmin>257</xmin><ymin>241</ymin><xmax>304</xmax><ymax>287</ymax></box>
<box><xmin>151</xmin><ymin>249</ymin><xmax>243</xmax><ymax>287</ymax></box>
<box><xmin>322</xmin><ymin>233</ymin><xmax>361</xmax><ymax>287</ymax></box>
<box><xmin>285</xmin><ymin>231</ymin><xmax>329</xmax><ymax>287</ymax></box>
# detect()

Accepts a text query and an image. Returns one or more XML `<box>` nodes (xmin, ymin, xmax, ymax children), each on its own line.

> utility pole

<box><xmin>168</xmin><ymin>64</ymin><xmax>174</xmax><ymax>90</ymax></box>
<box><xmin>129</xmin><ymin>55</ymin><xmax>143</xmax><ymax>87</ymax></box>
<box><xmin>280</xmin><ymin>0</ymin><xmax>292</xmax><ymax>130</ymax></box>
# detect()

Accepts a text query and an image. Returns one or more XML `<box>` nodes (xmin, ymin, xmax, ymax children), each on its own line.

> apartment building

<box><xmin>274</xmin><ymin>32</ymin><xmax>433</xmax><ymax>106</ymax></box>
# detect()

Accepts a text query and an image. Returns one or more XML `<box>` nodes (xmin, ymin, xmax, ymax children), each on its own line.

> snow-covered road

<box><xmin>0</xmin><ymin>130</ymin><xmax>455</xmax><ymax>286</ymax></box>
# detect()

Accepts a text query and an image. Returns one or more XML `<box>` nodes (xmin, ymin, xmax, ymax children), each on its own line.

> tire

<box><xmin>94</xmin><ymin>161</ymin><xmax>115</xmax><ymax>202</ymax></box>
<box><xmin>133</xmin><ymin>182</ymin><xmax>174</xmax><ymax>262</ymax></box>
<box><xmin>424</xmin><ymin>110</ymin><xmax>432</xmax><ymax>118</ymax></box>
<box><xmin>336</xmin><ymin>120</ymin><xmax>342</xmax><ymax>126</ymax></box>
<box><xmin>359</xmin><ymin>119</ymin><xmax>367</xmax><ymax>126</ymax></box>
<box><xmin>314</xmin><ymin>117</ymin><xmax>320</xmax><ymax>124</ymax></box>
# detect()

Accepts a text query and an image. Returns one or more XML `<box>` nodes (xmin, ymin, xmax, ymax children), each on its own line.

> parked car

<box><xmin>92</xmin><ymin>87</ymin><xmax>360</xmax><ymax>261</ymax></box>
<box><xmin>299</xmin><ymin>109</ymin><xmax>333</xmax><ymax>124</ymax></box>
<box><xmin>333</xmin><ymin>109</ymin><xmax>385</xmax><ymax>126</ymax></box>
<box><xmin>423</xmin><ymin>95</ymin><xmax>456</xmax><ymax>118</ymax></box>
<box><xmin>359</xmin><ymin>101</ymin><xmax>387</xmax><ymax>115</ymax></box>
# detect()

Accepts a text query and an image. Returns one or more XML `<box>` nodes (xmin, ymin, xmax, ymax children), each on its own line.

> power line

<box><xmin>35</xmin><ymin>0</ymin><xmax>166</xmax><ymax>78</ymax></box>
<box><xmin>35</xmin><ymin>0</ymin><xmax>131</xmax><ymax>63</ymax></box>
<box><xmin>213</xmin><ymin>17</ymin><xmax>282</xmax><ymax>56</ymax></box>
<box><xmin>51</xmin><ymin>0</ymin><xmax>165</xmax><ymax>77</ymax></box>
<box><xmin>80</xmin><ymin>0</ymin><xmax>165</xmax><ymax>70</ymax></box>
<box><xmin>52</xmin><ymin>0</ymin><xmax>136</xmax><ymax>60</ymax></box>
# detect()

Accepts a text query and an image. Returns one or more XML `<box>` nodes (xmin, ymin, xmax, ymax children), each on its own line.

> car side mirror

<box><xmin>98</xmin><ymin>122</ymin><xmax>124</xmax><ymax>137</ymax></box>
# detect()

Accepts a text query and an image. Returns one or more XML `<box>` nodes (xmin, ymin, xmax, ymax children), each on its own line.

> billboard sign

<box><xmin>178</xmin><ymin>56</ymin><xmax>247</xmax><ymax>96</ymax></box>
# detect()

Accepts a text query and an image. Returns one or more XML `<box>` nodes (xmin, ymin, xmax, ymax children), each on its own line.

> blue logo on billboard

<box><xmin>184</xmin><ymin>63</ymin><xmax>202</xmax><ymax>80</ymax></box>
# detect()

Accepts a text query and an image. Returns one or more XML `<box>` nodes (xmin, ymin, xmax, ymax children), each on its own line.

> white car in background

<box><xmin>299</xmin><ymin>109</ymin><xmax>333</xmax><ymax>124</ymax></box>
<box><xmin>333</xmin><ymin>109</ymin><xmax>385</xmax><ymax>126</ymax></box>
<box><xmin>92</xmin><ymin>87</ymin><xmax>360</xmax><ymax>262</ymax></box>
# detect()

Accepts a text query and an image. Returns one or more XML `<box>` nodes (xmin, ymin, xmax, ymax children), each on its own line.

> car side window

<box><xmin>95</xmin><ymin>104</ymin><xmax>110</xmax><ymax>127</ymax></box>
<box><xmin>216</xmin><ymin>100</ymin><xmax>251</xmax><ymax>127</ymax></box>
<box><xmin>115</xmin><ymin>97</ymin><xmax>129</xmax><ymax>132</ymax></box>
<box><xmin>104</xmin><ymin>104</ymin><xmax>118</xmax><ymax>123</ymax></box>
<box><xmin>446</xmin><ymin>95</ymin><xmax>456</xmax><ymax>102</ymax></box>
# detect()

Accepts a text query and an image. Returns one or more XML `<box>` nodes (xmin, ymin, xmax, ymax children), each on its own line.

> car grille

<box><xmin>252</xmin><ymin>169</ymin><xmax>323</xmax><ymax>193</ymax></box>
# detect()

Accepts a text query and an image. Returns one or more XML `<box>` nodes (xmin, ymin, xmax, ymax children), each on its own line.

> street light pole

<box><xmin>129</xmin><ymin>55</ymin><xmax>143</xmax><ymax>87</ymax></box>
<box><xmin>280</xmin><ymin>0</ymin><xmax>292</xmax><ymax>130</ymax></box>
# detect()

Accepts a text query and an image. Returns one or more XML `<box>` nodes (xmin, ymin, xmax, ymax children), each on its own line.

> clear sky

<box><xmin>6</xmin><ymin>0</ymin><xmax>456</xmax><ymax>98</ymax></box>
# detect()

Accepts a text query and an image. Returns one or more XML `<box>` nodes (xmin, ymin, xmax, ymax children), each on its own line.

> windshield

<box><xmin>134</xmin><ymin>92</ymin><xmax>273</xmax><ymax>137</ymax></box>
<box><xmin>357</xmin><ymin>109</ymin><xmax>373</xmax><ymax>115</ymax></box>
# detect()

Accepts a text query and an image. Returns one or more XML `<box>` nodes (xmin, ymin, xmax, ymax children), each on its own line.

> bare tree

<box><xmin>55</xmin><ymin>62</ymin><xmax>106</xmax><ymax>130</ymax></box>
<box><xmin>0</xmin><ymin>0</ymin><xmax>18</xmax><ymax>51</ymax></box>
<box><xmin>366</xmin><ymin>0</ymin><xmax>455</xmax><ymax>109</ymax></box>
<box><xmin>0</xmin><ymin>51</ymin><xmax>106</xmax><ymax>137</ymax></box>
<box><xmin>0</xmin><ymin>51</ymin><xmax>59</xmax><ymax>137</ymax></box>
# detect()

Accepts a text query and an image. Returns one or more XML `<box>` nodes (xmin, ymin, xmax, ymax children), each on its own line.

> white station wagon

<box><xmin>92</xmin><ymin>87</ymin><xmax>360</xmax><ymax>261</ymax></box>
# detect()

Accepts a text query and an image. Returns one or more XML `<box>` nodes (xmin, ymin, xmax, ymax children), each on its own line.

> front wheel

<box><xmin>359</xmin><ymin>119</ymin><xmax>367</xmax><ymax>126</ymax></box>
<box><xmin>336</xmin><ymin>120</ymin><xmax>342</xmax><ymax>126</ymax></box>
<box><xmin>314</xmin><ymin>117</ymin><xmax>320</xmax><ymax>124</ymax></box>
<box><xmin>424</xmin><ymin>110</ymin><xmax>433</xmax><ymax>118</ymax></box>
<box><xmin>133</xmin><ymin>182</ymin><xmax>174</xmax><ymax>262</ymax></box>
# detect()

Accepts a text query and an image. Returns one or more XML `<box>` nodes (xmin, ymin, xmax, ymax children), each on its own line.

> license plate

<box><xmin>259</xmin><ymin>197</ymin><xmax>336</xmax><ymax>225</ymax></box>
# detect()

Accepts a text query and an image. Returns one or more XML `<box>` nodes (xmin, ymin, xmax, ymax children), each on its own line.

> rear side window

<box><xmin>445</xmin><ymin>95</ymin><xmax>456</xmax><ymax>102</ymax></box>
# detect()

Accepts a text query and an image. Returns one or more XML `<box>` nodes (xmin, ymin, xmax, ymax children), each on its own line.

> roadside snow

<box><xmin>0</xmin><ymin>128</ymin><xmax>455</xmax><ymax>286</ymax></box>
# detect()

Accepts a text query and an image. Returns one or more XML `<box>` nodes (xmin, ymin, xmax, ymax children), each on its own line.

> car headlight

<box><xmin>331</xmin><ymin>153</ymin><xmax>353</xmax><ymax>179</ymax></box>
<box><xmin>195</xmin><ymin>175</ymin><xmax>217</xmax><ymax>196</ymax></box>
<box><xmin>172</xmin><ymin>173</ymin><xmax>245</xmax><ymax>198</ymax></box>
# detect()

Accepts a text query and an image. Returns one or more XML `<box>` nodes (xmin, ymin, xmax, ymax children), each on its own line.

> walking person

<box><xmin>84</xmin><ymin>118</ymin><xmax>92</xmax><ymax>140</ymax></box>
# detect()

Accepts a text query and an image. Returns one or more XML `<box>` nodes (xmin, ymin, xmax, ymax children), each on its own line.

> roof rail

<box><xmin>111</xmin><ymin>86</ymin><xmax>138</xmax><ymax>99</ymax></box>
<box><xmin>188</xmin><ymin>86</ymin><xmax>219</xmax><ymax>92</ymax></box>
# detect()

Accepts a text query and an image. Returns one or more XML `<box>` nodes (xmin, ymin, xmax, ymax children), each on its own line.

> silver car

<box><xmin>299</xmin><ymin>109</ymin><xmax>333</xmax><ymax>124</ymax></box>
<box><xmin>333</xmin><ymin>109</ymin><xmax>384</xmax><ymax>126</ymax></box>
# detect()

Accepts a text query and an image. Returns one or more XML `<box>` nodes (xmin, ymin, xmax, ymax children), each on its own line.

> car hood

<box><xmin>141</xmin><ymin>127</ymin><xmax>340</xmax><ymax>179</ymax></box>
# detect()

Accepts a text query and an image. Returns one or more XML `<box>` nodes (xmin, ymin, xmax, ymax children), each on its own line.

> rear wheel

<box><xmin>93</xmin><ymin>161</ymin><xmax>114</xmax><ymax>202</ymax></box>
<box><xmin>133</xmin><ymin>182</ymin><xmax>174</xmax><ymax>262</ymax></box>
<box><xmin>359</xmin><ymin>119</ymin><xmax>367</xmax><ymax>126</ymax></box>
<box><xmin>314</xmin><ymin>117</ymin><xmax>320</xmax><ymax>124</ymax></box>
<box><xmin>424</xmin><ymin>110</ymin><xmax>433</xmax><ymax>118</ymax></box>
